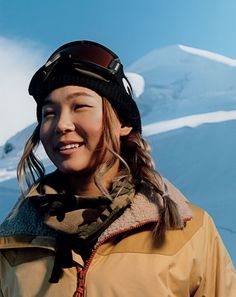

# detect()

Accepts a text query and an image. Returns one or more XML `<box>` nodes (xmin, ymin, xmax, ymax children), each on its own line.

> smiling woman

<box><xmin>39</xmin><ymin>85</ymin><xmax>131</xmax><ymax>195</ymax></box>
<box><xmin>0</xmin><ymin>40</ymin><xmax>235</xmax><ymax>297</ymax></box>
<box><xmin>40</xmin><ymin>87</ymin><xmax>105</xmax><ymax>176</ymax></box>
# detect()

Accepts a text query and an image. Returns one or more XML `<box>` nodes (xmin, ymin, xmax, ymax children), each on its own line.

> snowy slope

<box><xmin>0</xmin><ymin>44</ymin><xmax>235</xmax><ymax>263</ymax></box>
<box><xmin>127</xmin><ymin>44</ymin><xmax>236</xmax><ymax>124</ymax></box>
<box><xmin>0</xmin><ymin>123</ymin><xmax>51</xmax><ymax>182</ymax></box>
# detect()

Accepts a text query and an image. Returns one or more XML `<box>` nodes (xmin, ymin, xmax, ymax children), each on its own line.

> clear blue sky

<box><xmin>1</xmin><ymin>0</ymin><xmax>236</xmax><ymax>65</ymax></box>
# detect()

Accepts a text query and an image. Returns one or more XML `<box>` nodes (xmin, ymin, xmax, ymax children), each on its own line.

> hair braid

<box><xmin>17</xmin><ymin>124</ymin><xmax>45</xmax><ymax>194</ymax></box>
<box><xmin>121</xmin><ymin>132</ymin><xmax>182</xmax><ymax>243</ymax></box>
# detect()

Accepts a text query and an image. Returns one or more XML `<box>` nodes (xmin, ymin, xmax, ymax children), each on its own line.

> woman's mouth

<box><xmin>55</xmin><ymin>142</ymin><xmax>85</xmax><ymax>154</ymax></box>
<box><xmin>58</xmin><ymin>143</ymin><xmax>84</xmax><ymax>151</ymax></box>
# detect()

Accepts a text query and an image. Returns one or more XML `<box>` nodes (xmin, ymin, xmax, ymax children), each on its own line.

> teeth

<box><xmin>59</xmin><ymin>143</ymin><xmax>82</xmax><ymax>151</ymax></box>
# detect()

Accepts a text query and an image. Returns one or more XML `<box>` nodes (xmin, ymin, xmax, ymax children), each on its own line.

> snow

<box><xmin>179</xmin><ymin>45</ymin><xmax>236</xmax><ymax>67</ymax></box>
<box><xmin>0</xmin><ymin>169</ymin><xmax>16</xmax><ymax>182</ymax></box>
<box><xmin>127</xmin><ymin>44</ymin><xmax>236</xmax><ymax>128</ymax></box>
<box><xmin>125</xmin><ymin>72</ymin><xmax>145</xmax><ymax>97</ymax></box>
<box><xmin>143</xmin><ymin>110</ymin><xmax>236</xmax><ymax>136</ymax></box>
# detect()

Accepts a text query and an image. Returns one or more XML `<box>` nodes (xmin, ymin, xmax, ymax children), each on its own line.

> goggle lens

<box><xmin>46</xmin><ymin>41</ymin><xmax>120</xmax><ymax>73</ymax></box>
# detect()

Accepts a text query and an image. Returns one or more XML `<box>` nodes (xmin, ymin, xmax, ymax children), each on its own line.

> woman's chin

<box><xmin>57</xmin><ymin>165</ymin><xmax>95</xmax><ymax>177</ymax></box>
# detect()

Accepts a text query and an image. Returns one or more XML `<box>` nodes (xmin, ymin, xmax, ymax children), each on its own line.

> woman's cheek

<box><xmin>82</xmin><ymin>114</ymin><xmax>103</xmax><ymax>134</ymax></box>
<box><xmin>39</xmin><ymin>124</ymin><xmax>51</xmax><ymax>147</ymax></box>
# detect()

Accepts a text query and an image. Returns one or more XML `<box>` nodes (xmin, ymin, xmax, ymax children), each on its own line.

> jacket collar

<box><xmin>96</xmin><ymin>184</ymin><xmax>192</xmax><ymax>246</ymax></box>
<box><xmin>0</xmin><ymin>172</ymin><xmax>192</xmax><ymax>247</ymax></box>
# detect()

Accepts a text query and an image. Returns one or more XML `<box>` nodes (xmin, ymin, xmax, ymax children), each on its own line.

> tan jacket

<box><xmin>0</xmin><ymin>178</ymin><xmax>235</xmax><ymax>297</ymax></box>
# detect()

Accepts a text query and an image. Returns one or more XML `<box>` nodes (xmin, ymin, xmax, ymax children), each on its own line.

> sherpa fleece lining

<box><xmin>0</xmin><ymin>179</ymin><xmax>192</xmax><ymax>248</ymax></box>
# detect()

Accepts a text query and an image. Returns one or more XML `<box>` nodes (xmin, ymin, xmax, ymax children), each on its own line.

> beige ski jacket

<box><xmin>0</xmin><ymin>177</ymin><xmax>235</xmax><ymax>296</ymax></box>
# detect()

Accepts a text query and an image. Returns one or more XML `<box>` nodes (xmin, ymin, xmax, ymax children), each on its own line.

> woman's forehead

<box><xmin>43</xmin><ymin>85</ymin><xmax>103</xmax><ymax>106</ymax></box>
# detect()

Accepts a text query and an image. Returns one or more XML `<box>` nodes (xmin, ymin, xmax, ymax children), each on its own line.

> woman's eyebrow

<box><xmin>43</xmin><ymin>91</ymin><xmax>94</xmax><ymax>107</ymax></box>
<box><xmin>66</xmin><ymin>91</ymin><xmax>94</xmax><ymax>100</ymax></box>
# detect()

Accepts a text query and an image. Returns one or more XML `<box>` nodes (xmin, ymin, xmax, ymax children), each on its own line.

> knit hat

<box><xmin>28</xmin><ymin>40</ymin><xmax>142</xmax><ymax>133</ymax></box>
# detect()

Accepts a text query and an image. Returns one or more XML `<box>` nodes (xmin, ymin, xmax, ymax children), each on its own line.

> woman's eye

<box><xmin>74</xmin><ymin>104</ymin><xmax>89</xmax><ymax>110</ymax></box>
<box><xmin>42</xmin><ymin>110</ymin><xmax>55</xmax><ymax>118</ymax></box>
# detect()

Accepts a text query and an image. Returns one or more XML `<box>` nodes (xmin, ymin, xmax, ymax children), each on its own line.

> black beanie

<box><xmin>29</xmin><ymin>40</ymin><xmax>142</xmax><ymax>132</ymax></box>
<box><xmin>34</xmin><ymin>71</ymin><xmax>142</xmax><ymax>133</ymax></box>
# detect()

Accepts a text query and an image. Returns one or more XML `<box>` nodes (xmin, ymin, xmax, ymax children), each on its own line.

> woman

<box><xmin>0</xmin><ymin>40</ymin><xmax>235</xmax><ymax>297</ymax></box>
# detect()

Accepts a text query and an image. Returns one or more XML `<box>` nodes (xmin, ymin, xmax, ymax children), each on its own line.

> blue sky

<box><xmin>1</xmin><ymin>0</ymin><xmax>236</xmax><ymax>65</ymax></box>
<box><xmin>1</xmin><ymin>0</ymin><xmax>236</xmax><ymax>144</ymax></box>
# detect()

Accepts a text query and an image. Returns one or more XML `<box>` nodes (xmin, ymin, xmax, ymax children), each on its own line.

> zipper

<box><xmin>72</xmin><ymin>219</ymin><xmax>157</xmax><ymax>297</ymax></box>
<box><xmin>73</xmin><ymin>267</ymin><xmax>85</xmax><ymax>297</ymax></box>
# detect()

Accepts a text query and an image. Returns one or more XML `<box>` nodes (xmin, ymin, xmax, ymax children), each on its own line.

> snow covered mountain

<box><xmin>127</xmin><ymin>44</ymin><xmax>236</xmax><ymax>124</ymax></box>
<box><xmin>0</xmin><ymin>44</ymin><xmax>236</xmax><ymax>263</ymax></box>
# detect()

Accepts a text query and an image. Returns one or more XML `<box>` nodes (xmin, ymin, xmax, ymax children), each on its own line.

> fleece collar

<box><xmin>0</xmin><ymin>175</ymin><xmax>192</xmax><ymax>248</ymax></box>
<box><xmin>96</xmin><ymin>186</ymin><xmax>192</xmax><ymax>246</ymax></box>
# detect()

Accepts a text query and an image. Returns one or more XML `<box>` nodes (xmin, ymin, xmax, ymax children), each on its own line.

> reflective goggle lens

<box><xmin>45</xmin><ymin>41</ymin><xmax>120</xmax><ymax>74</ymax></box>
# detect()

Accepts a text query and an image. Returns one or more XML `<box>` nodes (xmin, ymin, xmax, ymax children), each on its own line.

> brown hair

<box><xmin>101</xmin><ymin>99</ymin><xmax>182</xmax><ymax>241</ymax></box>
<box><xmin>17</xmin><ymin>97</ymin><xmax>182</xmax><ymax>241</ymax></box>
<box><xmin>17</xmin><ymin>124</ymin><xmax>44</xmax><ymax>194</ymax></box>
<box><xmin>119</xmin><ymin>131</ymin><xmax>182</xmax><ymax>242</ymax></box>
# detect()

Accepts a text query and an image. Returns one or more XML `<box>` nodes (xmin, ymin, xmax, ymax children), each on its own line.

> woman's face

<box><xmin>40</xmin><ymin>85</ymin><xmax>110</xmax><ymax>175</ymax></box>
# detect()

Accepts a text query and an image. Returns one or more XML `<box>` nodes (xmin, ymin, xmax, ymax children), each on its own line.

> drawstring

<box><xmin>49</xmin><ymin>234</ymin><xmax>74</xmax><ymax>283</ymax></box>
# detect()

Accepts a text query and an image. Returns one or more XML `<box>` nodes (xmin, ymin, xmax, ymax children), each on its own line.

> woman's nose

<box><xmin>55</xmin><ymin>113</ymin><xmax>75</xmax><ymax>134</ymax></box>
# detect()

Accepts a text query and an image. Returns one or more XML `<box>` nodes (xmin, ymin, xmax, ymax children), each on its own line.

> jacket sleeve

<box><xmin>194</xmin><ymin>213</ymin><xmax>236</xmax><ymax>297</ymax></box>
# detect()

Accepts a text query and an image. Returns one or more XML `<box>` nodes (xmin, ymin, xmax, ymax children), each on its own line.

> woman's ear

<box><xmin>120</xmin><ymin>123</ymin><xmax>133</xmax><ymax>136</ymax></box>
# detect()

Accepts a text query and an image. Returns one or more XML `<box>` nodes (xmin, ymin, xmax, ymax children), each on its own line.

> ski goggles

<box><xmin>29</xmin><ymin>40</ymin><xmax>133</xmax><ymax>98</ymax></box>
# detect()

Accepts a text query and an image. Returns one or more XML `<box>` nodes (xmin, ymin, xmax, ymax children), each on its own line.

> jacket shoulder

<box><xmin>0</xmin><ymin>196</ymin><xmax>56</xmax><ymax>248</ymax></box>
<box><xmin>97</xmin><ymin>204</ymin><xmax>206</xmax><ymax>256</ymax></box>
